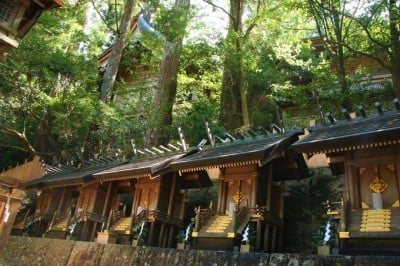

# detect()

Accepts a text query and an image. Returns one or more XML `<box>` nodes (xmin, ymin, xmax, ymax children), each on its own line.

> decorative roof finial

<box><xmin>358</xmin><ymin>105</ymin><xmax>367</xmax><ymax>118</ymax></box>
<box><xmin>271</xmin><ymin>123</ymin><xmax>282</xmax><ymax>133</ymax></box>
<box><xmin>375</xmin><ymin>102</ymin><xmax>383</xmax><ymax>114</ymax></box>
<box><xmin>342</xmin><ymin>108</ymin><xmax>351</xmax><ymax>120</ymax></box>
<box><xmin>235</xmin><ymin>131</ymin><xmax>246</xmax><ymax>139</ymax></box>
<box><xmin>177</xmin><ymin>124</ymin><xmax>187</xmax><ymax>152</ymax></box>
<box><xmin>225</xmin><ymin>133</ymin><xmax>236</xmax><ymax>141</ymax></box>
<box><xmin>204</xmin><ymin>119</ymin><xmax>215</xmax><ymax>147</ymax></box>
<box><xmin>325</xmin><ymin>112</ymin><xmax>335</xmax><ymax>125</ymax></box>
<box><xmin>131</xmin><ymin>139</ymin><xmax>138</xmax><ymax>158</ymax></box>
<box><xmin>258</xmin><ymin>126</ymin><xmax>270</xmax><ymax>135</ymax></box>
<box><xmin>393</xmin><ymin>98</ymin><xmax>400</xmax><ymax>111</ymax></box>
<box><xmin>247</xmin><ymin>128</ymin><xmax>257</xmax><ymax>137</ymax></box>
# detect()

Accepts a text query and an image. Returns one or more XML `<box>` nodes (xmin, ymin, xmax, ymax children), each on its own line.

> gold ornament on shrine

<box><xmin>143</xmin><ymin>199</ymin><xmax>149</xmax><ymax>208</ymax></box>
<box><xmin>232</xmin><ymin>191</ymin><xmax>245</xmax><ymax>203</ymax></box>
<box><xmin>369</xmin><ymin>176</ymin><xmax>388</xmax><ymax>193</ymax></box>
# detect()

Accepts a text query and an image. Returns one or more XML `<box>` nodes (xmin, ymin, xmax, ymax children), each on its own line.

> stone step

<box><xmin>208</xmin><ymin>225</ymin><xmax>229</xmax><ymax>230</ymax></box>
<box><xmin>206</xmin><ymin>230</ymin><xmax>225</xmax><ymax>233</ymax></box>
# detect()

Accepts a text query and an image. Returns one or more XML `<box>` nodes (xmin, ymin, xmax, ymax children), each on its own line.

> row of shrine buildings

<box><xmin>1</xmin><ymin>98</ymin><xmax>400</xmax><ymax>255</ymax></box>
<box><xmin>1</xmin><ymin>0</ymin><xmax>400</xmax><ymax>256</ymax></box>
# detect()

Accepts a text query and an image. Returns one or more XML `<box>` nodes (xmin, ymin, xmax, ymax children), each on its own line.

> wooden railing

<box><xmin>47</xmin><ymin>208</ymin><xmax>71</xmax><ymax>231</ymax></box>
<box><xmin>193</xmin><ymin>202</ymin><xmax>213</xmax><ymax>233</ymax></box>
<box><xmin>340</xmin><ymin>198</ymin><xmax>347</xmax><ymax>231</ymax></box>
<box><xmin>235</xmin><ymin>206</ymin><xmax>249</xmax><ymax>232</ymax></box>
<box><xmin>130</xmin><ymin>209</ymin><xmax>147</xmax><ymax>231</ymax></box>
<box><xmin>148</xmin><ymin>210</ymin><xmax>183</xmax><ymax>227</ymax></box>
<box><xmin>247</xmin><ymin>206</ymin><xmax>283</xmax><ymax>228</ymax></box>
<box><xmin>84</xmin><ymin>211</ymin><xmax>107</xmax><ymax>224</ymax></box>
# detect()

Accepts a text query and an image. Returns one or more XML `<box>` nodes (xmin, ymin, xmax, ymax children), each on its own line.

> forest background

<box><xmin>1</xmin><ymin>0</ymin><xmax>399</xmax><ymax>168</ymax></box>
<box><xmin>1</xmin><ymin>0</ymin><xmax>399</xmax><ymax>253</ymax></box>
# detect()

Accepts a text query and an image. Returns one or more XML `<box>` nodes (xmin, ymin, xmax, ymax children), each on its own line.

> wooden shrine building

<box><xmin>0</xmin><ymin>156</ymin><xmax>44</xmax><ymax>252</ymax></box>
<box><xmin>168</xmin><ymin>127</ymin><xmax>309</xmax><ymax>252</ymax></box>
<box><xmin>22</xmin><ymin>141</ymin><xmax>211</xmax><ymax>248</ymax></box>
<box><xmin>92</xmin><ymin>151</ymin><xmax>211</xmax><ymax>247</ymax></box>
<box><xmin>24</xmin><ymin>158</ymin><xmax>125</xmax><ymax>240</ymax></box>
<box><xmin>0</xmin><ymin>0</ymin><xmax>63</xmax><ymax>60</ymax></box>
<box><xmin>17</xmin><ymin>125</ymin><xmax>309</xmax><ymax>252</ymax></box>
<box><xmin>293</xmin><ymin>99</ymin><xmax>400</xmax><ymax>255</ymax></box>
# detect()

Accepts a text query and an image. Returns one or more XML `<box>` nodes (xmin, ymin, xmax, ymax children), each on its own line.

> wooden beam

<box><xmin>0</xmin><ymin>32</ymin><xmax>18</xmax><ymax>48</ymax></box>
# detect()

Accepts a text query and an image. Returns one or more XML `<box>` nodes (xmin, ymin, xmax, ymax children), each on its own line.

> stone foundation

<box><xmin>0</xmin><ymin>236</ymin><xmax>399</xmax><ymax>265</ymax></box>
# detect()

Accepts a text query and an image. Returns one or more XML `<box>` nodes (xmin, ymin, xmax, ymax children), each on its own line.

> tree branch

<box><xmin>0</xmin><ymin>126</ymin><xmax>38</xmax><ymax>157</ymax></box>
<box><xmin>90</xmin><ymin>0</ymin><xmax>118</xmax><ymax>34</ymax></box>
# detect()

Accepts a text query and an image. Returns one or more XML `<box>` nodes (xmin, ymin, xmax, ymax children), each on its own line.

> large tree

<box><xmin>147</xmin><ymin>0</ymin><xmax>191</xmax><ymax>146</ymax></box>
<box><xmin>0</xmin><ymin>2</ymin><xmax>108</xmax><ymax>167</ymax></box>
<box><xmin>214</xmin><ymin>0</ymin><xmax>253</xmax><ymax>130</ymax></box>
<box><xmin>99</xmin><ymin>0</ymin><xmax>137</xmax><ymax>103</ymax></box>
<box><xmin>307</xmin><ymin>0</ymin><xmax>354</xmax><ymax>111</ymax></box>
<box><xmin>344</xmin><ymin>0</ymin><xmax>400</xmax><ymax>97</ymax></box>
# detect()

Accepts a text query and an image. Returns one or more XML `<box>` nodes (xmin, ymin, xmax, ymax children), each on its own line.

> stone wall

<box><xmin>0</xmin><ymin>236</ymin><xmax>400</xmax><ymax>266</ymax></box>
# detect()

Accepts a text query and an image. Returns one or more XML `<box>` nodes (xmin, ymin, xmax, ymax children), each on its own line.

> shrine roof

<box><xmin>293</xmin><ymin>102</ymin><xmax>400</xmax><ymax>155</ymax></box>
<box><xmin>25</xmin><ymin>158</ymin><xmax>126</xmax><ymax>188</ymax></box>
<box><xmin>169</xmin><ymin>129</ymin><xmax>303</xmax><ymax>173</ymax></box>
<box><xmin>93</xmin><ymin>152</ymin><xmax>188</xmax><ymax>181</ymax></box>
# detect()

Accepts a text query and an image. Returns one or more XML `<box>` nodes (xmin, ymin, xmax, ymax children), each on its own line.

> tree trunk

<box><xmin>389</xmin><ymin>0</ymin><xmax>400</xmax><ymax>97</ymax></box>
<box><xmin>219</xmin><ymin>0</ymin><xmax>248</xmax><ymax>130</ymax></box>
<box><xmin>333</xmin><ymin>8</ymin><xmax>351</xmax><ymax>111</ymax></box>
<box><xmin>100</xmin><ymin>0</ymin><xmax>136</xmax><ymax>103</ymax></box>
<box><xmin>147</xmin><ymin>0</ymin><xmax>190</xmax><ymax>147</ymax></box>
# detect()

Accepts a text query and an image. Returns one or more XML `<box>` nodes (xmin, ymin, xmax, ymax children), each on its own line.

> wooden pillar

<box><xmin>217</xmin><ymin>169</ymin><xmax>225</xmax><ymax>215</ymax></box>
<box><xmin>167</xmin><ymin>226</ymin><xmax>174</xmax><ymax>247</ymax></box>
<box><xmin>102</xmin><ymin>182</ymin><xmax>113</xmax><ymax>217</ymax></box>
<box><xmin>179</xmin><ymin>190</ymin><xmax>187</xmax><ymax>220</ymax></box>
<box><xmin>129</xmin><ymin>183</ymin><xmax>136</xmax><ymax>230</ymax></box>
<box><xmin>394</xmin><ymin>154</ymin><xmax>400</xmax><ymax>202</ymax></box>
<box><xmin>148</xmin><ymin>222</ymin><xmax>155</xmax><ymax>246</ymax></box>
<box><xmin>161</xmin><ymin>225</ymin><xmax>169</xmax><ymax>247</ymax></box>
<box><xmin>90</xmin><ymin>223</ymin><xmax>98</xmax><ymax>241</ymax></box>
<box><xmin>251</xmin><ymin>175</ymin><xmax>257</xmax><ymax>208</ymax></box>
<box><xmin>264</xmin><ymin>224</ymin><xmax>270</xmax><ymax>252</ymax></box>
<box><xmin>133</xmin><ymin>185</ymin><xmax>141</xmax><ymax>216</ymax></box>
<box><xmin>158</xmin><ymin>224</ymin><xmax>165</xmax><ymax>247</ymax></box>
<box><xmin>57</xmin><ymin>187</ymin><xmax>67</xmax><ymax>213</ymax></box>
<box><xmin>221</xmin><ymin>182</ymin><xmax>228</xmax><ymax>214</ymax></box>
<box><xmin>0</xmin><ymin>190</ymin><xmax>24</xmax><ymax>253</ymax></box>
<box><xmin>266</xmin><ymin>165</ymin><xmax>272</xmax><ymax>211</ymax></box>
<box><xmin>81</xmin><ymin>221</ymin><xmax>88</xmax><ymax>241</ymax></box>
<box><xmin>256</xmin><ymin>220</ymin><xmax>262</xmax><ymax>251</ymax></box>
<box><xmin>278</xmin><ymin>183</ymin><xmax>284</xmax><ymax>251</ymax></box>
<box><xmin>216</xmin><ymin>179</ymin><xmax>223</xmax><ymax>215</ymax></box>
<box><xmin>271</xmin><ymin>226</ymin><xmax>277</xmax><ymax>252</ymax></box>
<box><xmin>167</xmin><ymin>174</ymin><xmax>177</xmax><ymax>215</ymax></box>
<box><xmin>264</xmin><ymin>164</ymin><xmax>273</xmax><ymax>252</ymax></box>
<box><xmin>347</xmin><ymin>163</ymin><xmax>355</xmax><ymax>210</ymax></box>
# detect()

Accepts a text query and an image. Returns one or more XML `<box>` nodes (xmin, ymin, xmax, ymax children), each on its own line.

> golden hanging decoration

<box><xmin>369</xmin><ymin>176</ymin><xmax>388</xmax><ymax>193</ymax></box>
<box><xmin>232</xmin><ymin>191</ymin><xmax>245</xmax><ymax>203</ymax></box>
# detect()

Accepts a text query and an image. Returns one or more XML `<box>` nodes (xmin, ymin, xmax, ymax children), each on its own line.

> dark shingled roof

<box><xmin>25</xmin><ymin>159</ymin><xmax>127</xmax><ymax>188</ymax></box>
<box><xmin>93</xmin><ymin>152</ymin><xmax>188</xmax><ymax>181</ymax></box>
<box><xmin>169</xmin><ymin>129</ymin><xmax>304</xmax><ymax>172</ymax></box>
<box><xmin>293</xmin><ymin>110</ymin><xmax>400</xmax><ymax>154</ymax></box>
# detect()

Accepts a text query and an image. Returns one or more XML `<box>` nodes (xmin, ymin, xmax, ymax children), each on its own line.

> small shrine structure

<box><xmin>293</xmin><ymin>99</ymin><xmax>400</xmax><ymax>255</ymax></box>
<box><xmin>0</xmin><ymin>156</ymin><xmax>44</xmax><ymax>252</ymax></box>
<box><xmin>168</xmin><ymin>126</ymin><xmax>309</xmax><ymax>252</ymax></box>
<box><xmin>0</xmin><ymin>0</ymin><xmax>63</xmax><ymax>59</ymax></box>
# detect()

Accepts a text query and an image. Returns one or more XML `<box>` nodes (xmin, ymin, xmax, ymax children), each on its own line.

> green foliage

<box><xmin>176</xmin><ymin>230</ymin><xmax>185</xmax><ymax>243</ymax></box>
<box><xmin>282</xmin><ymin>168</ymin><xmax>341</xmax><ymax>253</ymax></box>
<box><xmin>154</xmin><ymin>4</ymin><xmax>189</xmax><ymax>42</ymax></box>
